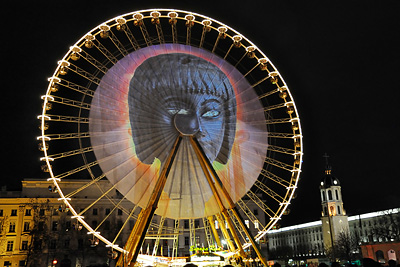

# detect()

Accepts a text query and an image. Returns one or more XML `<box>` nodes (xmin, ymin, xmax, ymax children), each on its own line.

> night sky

<box><xmin>2</xmin><ymin>1</ymin><xmax>400</xmax><ymax>227</ymax></box>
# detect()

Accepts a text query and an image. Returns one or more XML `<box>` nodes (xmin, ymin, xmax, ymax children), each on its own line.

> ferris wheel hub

<box><xmin>174</xmin><ymin>112</ymin><xmax>200</xmax><ymax>136</ymax></box>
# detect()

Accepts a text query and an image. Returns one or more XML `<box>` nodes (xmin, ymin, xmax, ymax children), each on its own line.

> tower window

<box><xmin>321</xmin><ymin>191</ymin><xmax>326</xmax><ymax>201</ymax></box>
<box><xmin>328</xmin><ymin>190</ymin><xmax>333</xmax><ymax>200</ymax></box>
<box><xmin>335</xmin><ymin>190</ymin><xmax>339</xmax><ymax>200</ymax></box>
<box><xmin>337</xmin><ymin>205</ymin><xmax>341</xmax><ymax>215</ymax></box>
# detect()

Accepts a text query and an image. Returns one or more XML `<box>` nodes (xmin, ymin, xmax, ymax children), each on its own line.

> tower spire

<box><xmin>323</xmin><ymin>153</ymin><xmax>331</xmax><ymax>175</ymax></box>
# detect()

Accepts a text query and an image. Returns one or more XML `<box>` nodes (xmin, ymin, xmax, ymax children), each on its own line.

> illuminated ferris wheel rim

<box><xmin>38</xmin><ymin>8</ymin><xmax>303</xmax><ymax>255</ymax></box>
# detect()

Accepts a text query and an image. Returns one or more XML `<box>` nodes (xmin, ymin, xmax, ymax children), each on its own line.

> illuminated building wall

<box><xmin>0</xmin><ymin>179</ymin><xmax>267</xmax><ymax>266</ymax></box>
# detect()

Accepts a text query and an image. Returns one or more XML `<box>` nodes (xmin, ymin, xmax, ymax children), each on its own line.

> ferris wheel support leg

<box><xmin>190</xmin><ymin>137</ymin><xmax>247</xmax><ymax>260</ymax></box>
<box><xmin>207</xmin><ymin>216</ymin><xmax>222</xmax><ymax>249</ymax></box>
<box><xmin>116</xmin><ymin>136</ymin><xmax>183</xmax><ymax>267</ymax></box>
<box><xmin>190</xmin><ymin>137</ymin><xmax>268</xmax><ymax>267</ymax></box>
<box><xmin>215</xmin><ymin>213</ymin><xmax>236</xmax><ymax>253</ymax></box>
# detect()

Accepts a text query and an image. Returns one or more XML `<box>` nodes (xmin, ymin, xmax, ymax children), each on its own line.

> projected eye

<box><xmin>202</xmin><ymin>110</ymin><xmax>220</xmax><ymax>118</ymax></box>
<box><xmin>167</xmin><ymin>109</ymin><xmax>190</xmax><ymax>115</ymax></box>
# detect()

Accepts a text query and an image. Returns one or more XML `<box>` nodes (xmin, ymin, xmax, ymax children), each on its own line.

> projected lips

<box><xmin>89</xmin><ymin>44</ymin><xmax>268</xmax><ymax>219</ymax></box>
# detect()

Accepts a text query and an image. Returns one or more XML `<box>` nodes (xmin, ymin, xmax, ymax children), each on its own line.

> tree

<box><xmin>325</xmin><ymin>231</ymin><xmax>360</xmax><ymax>263</ymax></box>
<box><xmin>0</xmin><ymin>215</ymin><xmax>10</xmax><ymax>256</ymax></box>
<box><xmin>371</xmin><ymin>209</ymin><xmax>400</xmax><ymax>242</ymax></box>
<box><xmin>25</xmin><ymin>198</ymin><xmax>51</xmax><ymax>267</ymax></box>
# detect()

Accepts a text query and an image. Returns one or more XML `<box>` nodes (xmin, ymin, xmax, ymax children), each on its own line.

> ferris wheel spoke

<box><xmin>253</xmin><ymin>180</ymin><xmax>285</xmax><ymax>203</ymax></box>
<box><xmin>246</xmin><ymin>191</ymin><xmax>275</xmax><ymax>218</ymax></box>
<box><xmin>108</xmin><ymin>30</ymin><xmax>129</xmax><ymax>57</ymax></box>
<box><xmin>64</xmin><ymin>62</ymin><xmax>102</xmax><ymax>85</ymax></box>
<box><xmin>199</xmin><ymin>20</ymin><xmax>211</xmax><ymax>48</ymax></box>
<box><xmin>57</xmin><ymin>78</ymin><xmax>95</xmax><ymax>97</ymax></box>
<box><xmin>73</xmin><ymin>48</ymin><xmax>108</xmax><ymax>74</ymax></box>
<box><xmin>45</xmin><ymin>114</ymin><xmax>89</xmax><ymax>124</ymax></box>
<box><xmin>64</xmin><ymin>173</ymin><xmax>106</xmax><ymax>198</ymax></box>
<box><xmin>55</xmin><ymin>160</ymin><xmax>98</xmax><ymax>179</ymax></box>
<box><xmin>133</xmin><ymin>13</ymin><xmax>153</xmax><ymax>47</ymax></box>
<box><xmin>236</xmin><ymin>199</ymin><xmax>265</xmax><ymax>230</ymax></box>
<box><xmin>267</xmin><ymin>144</ymin><xmax>298</xmax><ymax>156</ymax></box>
<box><xmin>47</xmin><ymin>146</ymin><xmax>93</xmax><ymax>160</ymax></box>
<box><xmin>150</xmin><ymin>12</ymin><xmax>165</xmax><ymax>44</ymax></box>
<box><xmin>168</xmin><ymin>12</ymin><xmax>178</xmax><ymax>43</ymax></box>
<box><xmin>47</xmin><ymin>95</ymin><xmax>91</xmax><ymax>110</ymax></box>
<box><xmin>43</xmin><ymin>132</ymin><xmax>90</xmax><ymax>141</ymax></box>
<box><xmin>264</xmin><ymin>156</ymin><xmax>298</xmax><ymax>172</ymax></box>
<box><xmin>260</xmin><ymin>169</ymin><xmax>291</xmax><ymax>188</ymax></box>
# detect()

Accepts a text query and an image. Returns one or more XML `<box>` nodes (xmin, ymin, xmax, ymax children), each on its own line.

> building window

<box><xmin>0</xmin><ymin>209</ymin><xmax>3</xmax><ymax>216</ymax></box>
<box><xmin>21</xmin><ymin>241</ymin><xmax>28</xmax><ymax>250</ymax></box>
<box><xmin>7</xmin><ymin>241</ymin><xmax>14</xmax><ymax>251</ymax></box>
<box><xmin>254</xmin><ymin>221</ymin><xmax>259</xmax><ymax>229</ymax></box>
<box><xmin>322</xmin><ymin>191</ymin><xmax>326</xmax><ymax>201</ymax></box>
<box><xmin>11</xmin><ymin>210</ymin><xmax>17</xmax><ymax>216</ymax></box>
<box><xmin>104</xmin><ymin>220</ymin><xmax>110</xmax><ymax>230</ymax></box>
<box><xmin>184</xmin><ymin>236</ymin><xmax>189</xmax><ymax>246</ymax></box>
<box><xmin>9</xmin><ymin>222</ymin><xmax>16</xmax><ymax>233</ymax></box>
<box><xmin>335</xmin><ymin>190</ymin><xmax>339</xmax><ymax>200</ymax></box>
<box><xmin>19</xmin><ymin>260</ymin><xmax>25</xmax><ymax>267</ymax></box>
<box><xmin>25</xmin><ymin>209</ymin><xmax>32</xmax><ymax>216</ymax></box>
<box><xmin>194</xmin><ymin>219</ymin><xmax>200</xmax><ymax>228</ymax></box>
<box><xmin>49</xmin><ymin>239</ymin><xmax>57</xmax><ymax>249</ymax></box>
<box><xmin>93</xmin><ymin>208</ymin><xmax>98</xmax><ymax>215</ymax></box>
<box><xmin>328</xmin><ymin>190</ymin><xmax>332</xmax><ymax>200</ymax></box>
<box><xmin>245</xmin><ymin>220</ymin><xmax>250</xmax><ymax>228</ymax></box>
<box><xmin>117</xmin><ymin>209</ymin><xmax>122</xmax><ymax>215</ymax></box>
<box><xmin>253</xmin><ymin>209</ymin><xmax>258</xmax><ymax>216</ymax></box>
<box><xmin>23</xmin><ymin>222</ymin><xmax>30</xmax><ymax>232</ymax></box>
<box><xmin>64</xmin><ymin>239</ymin><xmax>70</xmax><ymax>248</ymax></box>
<box><xmin>39</xmin><ymin>209</ymin><xmax>45</xmax><ymax>216</ymax></box>
<box><xmin>4</xmin><ymin>261</ymin><xmax>11</xmax><ymax>267</ymax></box>
<box><xmin>52</xmin><ymin>221</ymin><xmax>58</xmax><ymax>231</ymax></box>
<box><xmin>184</xmin><ymin>220</ymin><xmax>189</xmax><ymax>228</ymax></box>
<box><xmin>337</xmin><ymin>206</ymin><xmax>341</xmax><ymax>215</ymax></box>
<box><xmin>105</xmin><ymin>208</ymin><xmax>111</xmax><ymax>215</ymax></box>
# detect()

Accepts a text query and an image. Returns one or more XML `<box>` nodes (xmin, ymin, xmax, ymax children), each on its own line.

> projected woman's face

<box><xmin>166</xmin><ymin>93</ymin><xmax>225</xmax><ymax>162</ymax></box>
<box><xmin>128</xmin><ymin>53</ymin><xmax>236</xmax><ymax>166</ymax></box>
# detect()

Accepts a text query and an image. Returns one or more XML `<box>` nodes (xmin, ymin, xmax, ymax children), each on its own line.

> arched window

<box><xmin>376</xmin><ymin>250</ymin><xmax>384</xmax><ymax>263</ymax></box>
<box><xmin>321</xmin><ymin>191</ymin><xmax>326</xmax><ymax>201</ymax></box>
<box><xmin>328</xmin><ymin>190</ymin><xmax>333</xmax><ymax>200</ymax></box>
<box><xmin>324</xmin><ymin>207</ymin><xmax>328</xmax><ymax>216</ymax></box>
<box><xmin>335</xmin><ymin>189</ymin><xmax>339</xmax><ymax>200</ymax></box>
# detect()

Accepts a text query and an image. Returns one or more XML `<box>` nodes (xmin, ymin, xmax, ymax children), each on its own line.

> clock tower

<box><xmin>320</xmin><ymin>154</ymin><xmax>349</xmax><ymax>250</ymax></box>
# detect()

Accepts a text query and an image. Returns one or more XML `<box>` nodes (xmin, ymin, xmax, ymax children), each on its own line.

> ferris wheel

<box><xmin>38</xmin><ymin>8</ymin><xmax>303</xmax><ymax>266</ymax></box>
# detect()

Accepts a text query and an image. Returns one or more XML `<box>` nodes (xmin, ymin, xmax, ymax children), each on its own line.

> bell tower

<box><xmin>320</xmin><ymin>154</ymin><xmax>349</xmax><ymax>250</ymax></box>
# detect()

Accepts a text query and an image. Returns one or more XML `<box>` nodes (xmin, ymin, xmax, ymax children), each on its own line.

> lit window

<box><xmin>9</xmin><ymin>222</ymin><xmax>16</xmax><ymax>233</ymax></box>
<box><xmin>7</xmin><ymin>241</ymin><xmax>14</xmax><ymax>251</ymax></box>
<box><xmin>254</xmin><ymin>221</ymin><xmax>259</xmax><ymax>229</ymax></box>
<box><xmin>215</xmin><ymin>220</ymin><xmax>219</xmax><ymax>229</ymax></box>
<box><xmin>245</xmin><ymin>220</ymin><xmax>250</xmax><ymax>228</ymax></box>
<box><xmin>23</xmin><ymin>222</ymin><xmax>30</xmax><ymax>232</ymax></box>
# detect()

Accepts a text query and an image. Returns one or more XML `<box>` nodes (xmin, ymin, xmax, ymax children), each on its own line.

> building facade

<box><xmin>0</xmin><ymin>179</ymin><xmax>267</xmax><ymax>267</ymax></box>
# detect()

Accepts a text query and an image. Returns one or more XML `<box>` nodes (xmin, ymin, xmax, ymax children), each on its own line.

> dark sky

<box><xmin>1</xmin><ymin>1</ymin><xmax>400</xmax><ymax>227</ymax></box>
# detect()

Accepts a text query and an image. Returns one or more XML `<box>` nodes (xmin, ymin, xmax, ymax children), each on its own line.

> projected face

<box><xmin>169</xmin><ymin>93</ymin><xmax>225</xmax><ymax>162</ymax></box>
<box><xmin>90</xmin><ymin>44</ymin><xmax>268</xmax><ymax>219</ymax></box>
<box><xmin>128</xmin><ymin>53</ymin><xmax>236</xmax><ymax>165</ymax></box>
